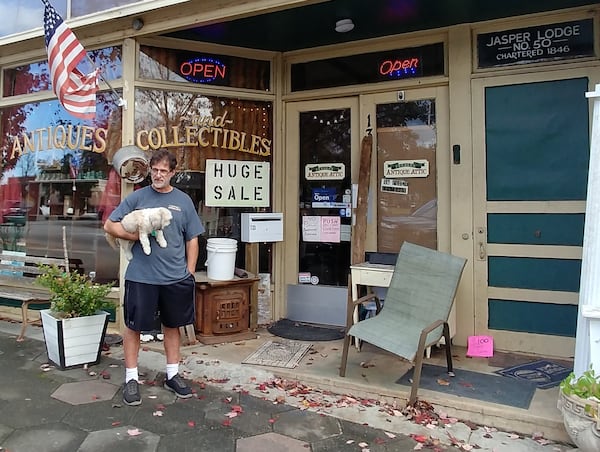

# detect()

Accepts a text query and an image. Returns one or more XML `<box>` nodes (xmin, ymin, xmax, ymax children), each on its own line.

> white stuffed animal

<box><xmin>105</xmin><ymin>207</ymin><xmax>172</xmax><ymax>261</ymax></box>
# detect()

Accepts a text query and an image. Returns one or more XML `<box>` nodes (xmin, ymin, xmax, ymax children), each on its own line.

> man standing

<box><xmin>104</xmin><ymin>149</ymin><xmax>204</xmax><ymax>406</ymax></box>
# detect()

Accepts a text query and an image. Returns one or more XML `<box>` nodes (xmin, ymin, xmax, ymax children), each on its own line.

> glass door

<box><xmin>283</xmin><ymin>98</ymin><xmax>359</xmax><ymax>325</ymax></box>
<box><xmin>283</xmin><ymin>89</ymin><xmax>448</xmax><ymax>326</ymax></box>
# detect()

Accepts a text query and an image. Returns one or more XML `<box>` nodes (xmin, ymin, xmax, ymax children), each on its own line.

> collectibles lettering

<box><xmin>9</xmin><ymin>110</ymin><xmax>272</xmax><ymax>159</ymax></box>
<box><xmin>136</xmin><ymin>112</ymin><xmax>272</xmax><ymax>157</ymax></box>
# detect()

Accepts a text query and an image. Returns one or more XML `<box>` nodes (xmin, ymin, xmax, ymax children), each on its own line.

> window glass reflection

<box><xmin>134</xmin><ymin>88</ymin><xmax>274</xmax><ymax>272</ymax></box>
<box><xmin>0</xmin><ymin>92</ymin><xmax>122</xmax><ymax>284</ymax></box>
<box><xmin>3</xmin><ymin>47</ymin><xmax>122</xmax><ymax>97</ymax></box>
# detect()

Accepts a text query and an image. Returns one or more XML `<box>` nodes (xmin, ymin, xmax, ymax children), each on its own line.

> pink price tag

<box><xmin>467</xmin><ymin>335</ymin><xmax>494</xmax><ymax>357</ymax></box>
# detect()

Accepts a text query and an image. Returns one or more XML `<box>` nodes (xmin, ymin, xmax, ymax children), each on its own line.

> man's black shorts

<box><xmin>123</xmin><ymin>274</ymin><xmax>195</xmax><ymax>331</ymax></box>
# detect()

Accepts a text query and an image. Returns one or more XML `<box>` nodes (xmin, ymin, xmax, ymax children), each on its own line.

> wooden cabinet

<box><xmin>193</xmin><ymin>271</ymin><xmax>259</xmax><ymax>344</ymax></box>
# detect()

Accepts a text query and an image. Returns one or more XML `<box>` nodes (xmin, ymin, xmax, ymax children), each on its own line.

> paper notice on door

<box><xmin>302</xmin><ymin>216</ymin><xmax>341</xmax><ymax>243</ymax></box>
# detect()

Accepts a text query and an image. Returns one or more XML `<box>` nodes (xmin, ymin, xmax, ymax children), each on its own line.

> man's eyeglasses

<box><xmin>151</xmin><ymin>168</ymin><xmax>172</xmax><ymax>176</ymax></box>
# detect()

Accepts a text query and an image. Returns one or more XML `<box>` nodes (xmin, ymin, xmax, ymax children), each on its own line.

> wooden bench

<box><xmin>0</xmin><ymin>252</ymin><xmax>83</xmax><ymax>341</ymax></box>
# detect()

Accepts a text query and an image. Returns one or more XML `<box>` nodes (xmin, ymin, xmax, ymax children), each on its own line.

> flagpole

<box><xmin>85</xmin><ymin>54</ymin><xmax>127</xmax><ymax>108</ymax></box>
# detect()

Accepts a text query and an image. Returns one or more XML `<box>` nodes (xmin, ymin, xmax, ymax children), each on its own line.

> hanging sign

<box><xmin>384</xmin><ymin>159</ymin><xmax>429</xmax><ymax>178</ymax></box>
<box><xmin>305</xmin><ymin>163</ymin><xmax>345</xmax><ymax>180</ymax></box>
<box><xmin>477</xmin><ymin>19</ymin><xmax>594</xmax><ymax>68</ymax></box>
<box><xmin>205</xmin><ymin>159</ymin><xmax>270</xmax><ymax>207</ymax></box>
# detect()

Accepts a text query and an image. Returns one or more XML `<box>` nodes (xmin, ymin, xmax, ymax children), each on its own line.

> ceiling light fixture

<box><xmin>335</xmin><ymin>19</ymin><xmax>354</xmax><ymax>33</ymax></box>
<box><xmin>132</xmin><ymin>18</ymin><xmax>144</xmax><ymax>31</ymax></box>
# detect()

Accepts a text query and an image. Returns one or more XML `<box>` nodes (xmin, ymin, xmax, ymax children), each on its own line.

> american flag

<box><xmin>42</xmin><ymin>0</ymin><xmax>98</xmax><ymax>119</ymax></box>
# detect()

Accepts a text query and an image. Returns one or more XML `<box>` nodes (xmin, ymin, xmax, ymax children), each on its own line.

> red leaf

<box><xmin>411</xmin><ymin>434</ymin><xmax>428</xmax><ymax>443</ymax></box>
<box><xmin>187</xmin><ymin>420</ymin><xmax>195</xmax><ymax>427</ymax></box>
<box><xmin>222</xmin><ymin>419</ymin><xmax>232</xmax><ymax>427</ymax></box>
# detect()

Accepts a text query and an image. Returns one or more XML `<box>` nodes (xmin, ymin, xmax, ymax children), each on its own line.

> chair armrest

<box><xmin>344</xmin><ymin>292</ymin><xmax>383</xmax><ymax>330</ymax></box>
<box><xmin>421</xmin><ymin>319</ymin><xmax>445</xmax><ymax>335</ymax></box>
<box><xmin>351</xmin><ymin>292</ymin><xmax>381</xmax><ymax>310</ymax></box>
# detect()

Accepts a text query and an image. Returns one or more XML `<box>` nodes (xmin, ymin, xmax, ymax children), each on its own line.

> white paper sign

<box><xmin>302</xmin><ymin>216</ymin><xmax>341</xmax><ymax>243</ymax></box>
<box><xmin>205</xmin><ymin>159</ymin><xmax>270</xmax><ymax>207</ymax></box>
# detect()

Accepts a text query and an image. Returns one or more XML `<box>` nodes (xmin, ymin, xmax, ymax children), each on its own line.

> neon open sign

<box><xmin>379</xmin><ymin>57</ymin><xmax>420</xmax><ymax>79</ymax></box>
<box><xmin>179</xmin><ymin>57</ymin><xmax>227</xmax><ymax>83</ymax></box>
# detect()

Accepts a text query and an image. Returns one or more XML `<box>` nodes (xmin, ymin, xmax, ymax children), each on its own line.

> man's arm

<box><xmin>103</xmin><ymin>219</ymin><xmax>139</xmax><ymax>241</ymax></box>
<box><xmin>185</xmin><ymin>236</ymin><xmax>199</xmax><ymax>275</ymax></box>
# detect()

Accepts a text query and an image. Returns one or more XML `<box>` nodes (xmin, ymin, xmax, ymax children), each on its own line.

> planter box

<box><xmin>41</xmin><ymin>309</ymin><xmax>109</xmax><ymax>370</ymax></box>
<box><xmin>558</xmin><ymin>389</ymin><xmax>600</xmax><ymax>452</ymax></box>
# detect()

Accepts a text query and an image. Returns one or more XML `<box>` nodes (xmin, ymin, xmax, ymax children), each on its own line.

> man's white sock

<box><xmin>125</xmin><ymin>367</ymin><xmax>138</xmax><ymax>383</ymax></box>
<box><xmin>166</xmin><ymin>363</ymin><xmax>178</xmax><ymax>380</ymax></box>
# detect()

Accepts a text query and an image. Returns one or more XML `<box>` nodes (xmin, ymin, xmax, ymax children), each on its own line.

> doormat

<box><xmin>494</xmin><ymin>359</ymin><xmax>572</xmax><ymax>389</ymax></box>
<box><xmin>267</xmin><ymin>318</ymin><xmax>345</xmax><ymax>341</ymax></box>
<box><xmin>488</xmin><ymin>351</ymin><xmax>573</xmax><ymax>370</ymax></box>
<box><xmin>396</xmin><ymin>364</ymin><xmax>536</xmax><ymax>409</ymax></box>
<box><xmin>242</xmin><ymin>340</ymin><xmax>312</xmax><ymax>369</ymax></box>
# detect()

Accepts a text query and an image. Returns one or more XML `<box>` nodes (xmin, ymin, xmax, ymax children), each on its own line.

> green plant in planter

<box><xmin>36</xmin><ymin>265</ymin><xmax>114</xmax><ymax>318</ymax></box>
<box><xmin>560</xmin><ymin>367</ymin><xmax>600</xmax><ymax>420</ymax></box>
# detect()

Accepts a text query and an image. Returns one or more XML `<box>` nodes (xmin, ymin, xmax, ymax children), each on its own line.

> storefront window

<box><xmin>134</xmin><ymin>88</ymin><xmax>274</xmax><ymax>272</ymax></box>
<box><xmin>139</xmin><ymin>45</ymin><xmax>271</xmax><ymax>91</ymax></box>
<box><xmin>71</xmin><ymin>0</ymin><xmax>144</xmax><ymax>17</ymax></box>
<box><xmin>291</xmin><ymin>43</ymin><xmax>444</xmax><ymax>91</ymax></box>
<box><xmin>0</xmin><ymin>92</ymin><xmax>123</xmax><ymax>284</ymax></box>
<box><xmin>3</xmin><ymin>46</ymin><xmax>122</xmax><ymax>98</ymax></box>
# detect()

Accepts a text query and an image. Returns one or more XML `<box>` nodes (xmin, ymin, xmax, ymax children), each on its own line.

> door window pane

<box><xmin>376</xmin><ymin>100</ymin><xmax>437</xmax><ymax>252</ymax></box>
<box><xmin>298</xmin><ymin>109</ymin><xmax>351</xmax><ymax>286</ymax></box>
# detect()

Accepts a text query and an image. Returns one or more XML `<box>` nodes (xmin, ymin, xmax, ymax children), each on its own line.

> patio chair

<box><xmin>340</xmin><ymin>241</ymin><xmax>467</xmax><ymax>405</ymax></box>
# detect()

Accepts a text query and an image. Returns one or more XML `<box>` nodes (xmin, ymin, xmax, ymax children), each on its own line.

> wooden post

<box><xmin>245</xmin><ymin>242</ymin><xmax>259</xmax><ymax>330</ymax></box>
<box><xmin>352</xmin><ymin>131</ymin><xmax>373</xmax><ymax>265</ymax></box>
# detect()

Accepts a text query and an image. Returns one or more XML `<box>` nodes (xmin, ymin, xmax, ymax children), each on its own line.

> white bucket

<box><xmin>205</xmin><ymin>238</ymin><xmax>238</xmax><ymax>280</ymax></box>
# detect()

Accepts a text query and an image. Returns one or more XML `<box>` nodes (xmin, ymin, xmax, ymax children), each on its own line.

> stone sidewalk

<box><xmin>0</xmin><ymin>326</ymin><xmax>573</xmax><ymax>452</ymax></box>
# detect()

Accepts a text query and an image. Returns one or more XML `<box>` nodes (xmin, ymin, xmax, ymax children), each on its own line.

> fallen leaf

<box><xmin>384</xmin><ymin>432</ymin><xmax>396</xmax><ymax>438</ymax></box>
<box><xmin>222</xmin><ymin>419</ymin><xmax>232</xmax><ymax>427</ymax></box>
<box><xmin>111</xmin><ymin>421</ymin><xmax>121</xmax><ymax>426</ymax></box>
<box><xmin>346</xmin><ymin>439</ymin><xmax>355</xmax><ymax>444</ymax></box>
<box><xmin>187</xmin><ymin>420</ymin><xmax>195</xmax><ymax>427</ymax></box>
<box><xmin>152</xmin><ymin>411</ymin><xmax>163</xmax><ymax>417</ymax></box>
<box><xmin>127</xmin><ymin>428</ymin><xmax>142</xmax><ymax>436</ymax></box>
<box><xmin>268</xmin><ymin>418</ymin><xmax>276</xmax><ymax>424</ymax></box>
<box><xmin>410</xmin><ymin>434</ymin><xmax>428</xmax><ymax>443</ymax></box>
<box><xmin>436</xmin><ymin>378</ymin><xmax>450</xmax><ymax>386</ymax></box>
<box><xmin>358</xmin><ymin>442</ymin><xmax>369</xmax><ymax>448</ymax></box>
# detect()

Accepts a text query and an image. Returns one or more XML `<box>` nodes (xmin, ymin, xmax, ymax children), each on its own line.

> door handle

<box><xmin>478</xmin><ymin>241</ymin><xmax>486</xmax><ymax>260</ymax></box>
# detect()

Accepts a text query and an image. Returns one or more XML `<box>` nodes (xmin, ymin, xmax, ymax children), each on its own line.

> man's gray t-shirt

<box><xmin>108</xmin><ymin>186</ymin><xmax>204</xmax><ymax>284</ymax></box>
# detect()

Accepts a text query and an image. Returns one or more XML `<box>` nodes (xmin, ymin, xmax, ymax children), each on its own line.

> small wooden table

<box><xmin>193</xmin><ymin>271</ymin><xmax>259</xmax><ymax>344</ymax></box>
<box><xmin>349</xmin><ymin>262</ymin><xmax>394</xmax><ymax>350</ymax></box>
